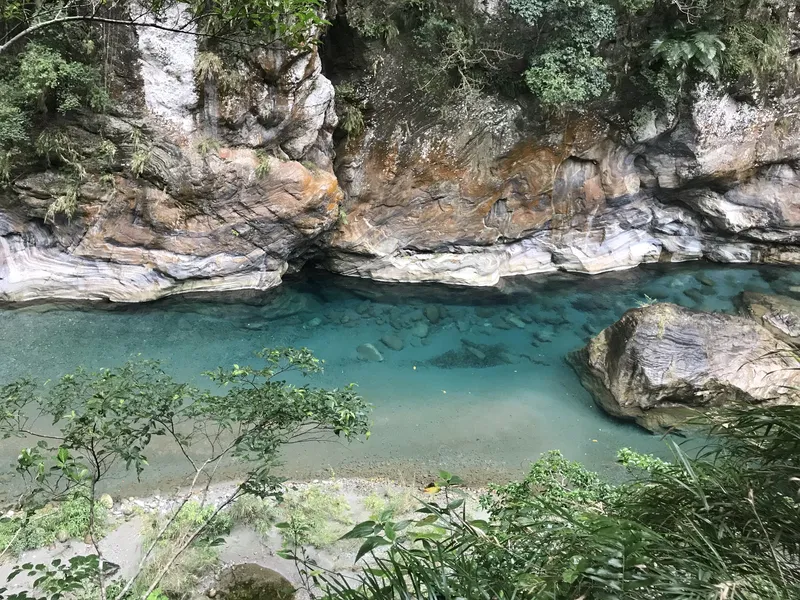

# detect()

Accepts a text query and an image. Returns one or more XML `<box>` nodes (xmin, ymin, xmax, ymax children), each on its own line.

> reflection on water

<box><xmin>0</xmin><ymin>263</ymin><xmax>797</xmax><ymax>497</ymax></box>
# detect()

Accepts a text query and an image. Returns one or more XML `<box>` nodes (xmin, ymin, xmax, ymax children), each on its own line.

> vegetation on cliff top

<box><xmin>344</xmin><ymin>0</ymin><xmax>796</xmax><ymax>113</ymax></box>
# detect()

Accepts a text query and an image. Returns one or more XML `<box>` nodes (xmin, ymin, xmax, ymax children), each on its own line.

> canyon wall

<box><xmin>1</xmin><ymin>4</ymin><xmax>799</xmax><ymax>302</ymax></box>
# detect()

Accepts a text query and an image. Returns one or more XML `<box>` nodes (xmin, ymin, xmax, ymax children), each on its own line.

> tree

<box><xmin>0</xmin><ymin>0</ymin><xmax>327</xmax><ymax>56</ymax></box>
<box><xmin>0</xmin><ymin>347</ymin><xmax>371</xmax><ymax>600</ymax></box>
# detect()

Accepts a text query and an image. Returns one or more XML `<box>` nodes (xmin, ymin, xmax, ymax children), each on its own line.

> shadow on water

<box><xmin>0</xmin><ymin>262</ymin><xmax>797</xmax><ymax>498</ymax></box>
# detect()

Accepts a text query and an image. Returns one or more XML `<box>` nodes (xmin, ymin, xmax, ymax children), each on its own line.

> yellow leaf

<box><xmin>424</xmin><ymin>485</ymin><xmax>440</xmax><ymax>494</ymax></box>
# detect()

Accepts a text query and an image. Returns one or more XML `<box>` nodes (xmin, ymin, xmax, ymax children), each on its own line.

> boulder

<box><xmin>381</xmin><ymin>334</ymin><xmax>405</xmax><ymax>351</ymax></box>
<box><xmin>357</xmin><ymin>343</ymin><xmax>384</xmax><ymax>362</ymax></box>
<box><xmin>410</xmin><ymin>322</ymin><xmax>429</xmax><ymax>338</ymax></box>
<box><xmin>737</xmin><ymin>292</ymin><xmax>800</xmax><ymax>347</ymax></box>
<box><xmin>505</xmin><ymin>314</ymin><xmax>526</xmax><ymax>329</ymax></box>
<box><xmin>570</xmin><ymin>303</ymin><xmax>800</xmax><ymax>432</ymax></box>
<box><xmin>425</xmin><ymin>305</ymin><xmax>441</xmax><ymax>324</ymax></box>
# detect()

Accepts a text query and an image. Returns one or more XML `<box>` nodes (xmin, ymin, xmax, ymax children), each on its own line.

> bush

<box><xmin>132</xmin><ymin>502</ymin><xmax>232</xmax><ymax>599</ymax></box>
<box><xmin>280</xmin><ymin>484</ymin><xmax>353</xmax><ymax>548</ymax></box>
<box><xmin>320</xmin><ymin>407</ymin><xmax>800</xmax><ymax>600</ymax></box>
<box><xmin>227</xmin><ymin>494</ymin><xmax>276</xmax><ymax>535</ymax></box>
<box><xmin>0</xmin><ymin>493</ymin><xmax>108</xmax><ymax>557</ymax></box>
<box><xmin>524</xmin><ymin>47</ymin><xmax>610</xmax><ymax>108</ymax></box>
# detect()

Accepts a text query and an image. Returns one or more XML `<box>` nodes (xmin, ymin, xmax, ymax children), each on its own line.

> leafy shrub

<box><xmin>524</xmin><ymin>47</ymin><xmax>610</xmax><ymax>108</ymax></box>
<box><xmin>227</xmin><ymin>494</ymin><xmax>276</xmax><ymax>535</ymax></box>
<box><xmin>254</xmin><ymin>150</ymin><xmax>272</xmax><ymax>178</ymax></box>
<box><xmin>0</xmin><ymin>493</ymin><xmax>108</xmax><ymax>557</ymax></box>
<box><xmin>280</xmin><ymin>484</ymin><xmax>353</xmax><ymax>548</ymax></box>
<box><xmin>362</xmin><ymin>489</ymin><xmax>415</xmax><ymax>521</ymax></box>
<box><xmin>132</xmin><ymin>502</ymin><xmax>232</xmax><ymax>599</ymax></box>
<box><xmin>321</xmin><ymin>407</ymin><xmax>800</xmax><ymax>600</ymax></box>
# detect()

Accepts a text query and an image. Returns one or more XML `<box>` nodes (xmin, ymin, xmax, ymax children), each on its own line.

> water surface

<box><xmin>1</xmin><ymin>263</ymin><xmax>797</xmax><ymax>497</ymax></box>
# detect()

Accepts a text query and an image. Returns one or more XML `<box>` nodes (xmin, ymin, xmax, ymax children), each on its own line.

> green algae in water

<box><xmin>0</xmin><ymin>263</ymin><xmax>797</xmax><ymax>497</ymax></box>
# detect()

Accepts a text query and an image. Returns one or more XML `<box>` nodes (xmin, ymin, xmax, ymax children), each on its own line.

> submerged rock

<box><xmin>570</xmin><ymin>303</ymin><xmax>800</xmax><ymax>432</ymax></box>
<box><xmin>357</xmin><ymin>343</ymin><xmax>384</xmax><ymax>362</ymax></box>
<box><xmin>738</xmin><ymin>292</ymin><xmax>800</xmax><ymax>347</ymax></box>
<box><xmin>425</xmin><ymin>305</ymin><xmax>441</xmax><ymax>324</ymax></box>
<box><xmin>410</xmin><ymin>322</ymin><xmax>429</xmax><ymax>338</ymax></box>
<box><xmin>428</xmin><ymin>339</ymin><xmax>512</xmax><ymax>369</ymax></box>
<box><xmin>381</xmin><ymin>334</ymin><xmax>405</xmax><ymax>351</ymax></box>
<box><xmin>506</xmin><ymin>314</ymin><xmax>527</xmax><ymax>329</ymax></box>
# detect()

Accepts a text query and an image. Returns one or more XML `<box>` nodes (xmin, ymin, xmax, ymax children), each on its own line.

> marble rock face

<box><xmin>325</xmin><ymin>50</ymin><xmax>800</xmax><ymax>286</ymax></box>
<box><xmin>2</xmin><ymin>12</ymin><xmax>800</xmax><ymax>303</ymax></box>
<box><xmin>738</xmin><ymin>291</ymin><xmax>800</xmax><ymax>348</ymax></box>
<box><xmin>0</xmin><ymin>9</ymin><xmax>340</xmax><ymax>303</ymax></box>
<box><xmin>570</xmin><ymin>303</ymin><xmax>800</xmax><ymax>432</ymax></box>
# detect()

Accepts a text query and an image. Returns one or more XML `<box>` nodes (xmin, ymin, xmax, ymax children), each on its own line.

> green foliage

<box><xmin>227</xmin><ymin>494</ymin><xmax>277</xmax><ymax>535</ymax></box>
<box><xmin>722</xmin><ymin>21</ymin><xmax>788</xmax><ymax>82</ymax></box>
<box><xmin>362</xmin><ymin>489</ymin><xmax>415</xmax><ymax>521</ymax></box>
<box><xmin>0</xmin><ymin>347</ymin><xmax>371</xmax><ymax>598</ymax></box>
<box><xmin>14</xmin><ymin>43</ymin><xmax>108</xmax><ymax>115</ymax></box>
<box><xmin>335</xmin><ymin>83</ymin><xmax>366</xmax><ymax>138</ymax></box>
<box><xmin>487</xmin><ymin>449</ymin><xmax>614</xmax><ymax>510</ymax></box>
<box><xmin>2</xmin><ymin>555</ymin><xmax>102</xmax><ymax>600</ymax></box>
<box><xmin>318</xmin><ymin>407</ymin><xmax>800</xmax><ymax>600</ymax></box>
<box><xmin>651</xmin><ymin>28</ymin><xmax>726</xmax><ymax>80</ymax></box>
<box><xmin>195</xmin><ymin>51</ymin><xmax>224</xmax><ymax>83</ymax></box>
<box><xmin>279</xmin><ymin>484</ymin><xmax>353</xmax><ymax>548</ymax></box>
<box><xmin>254</xmin><ymin>149</ymin><xmax>272</xmax><ymax>178</ymax></box>
<box><xmin>43</xmin><ymin>179</ymin><xmax>79</xmax><ymax>223</ymax></box>
<box><xmin>195</xmin><ymin>136</ymin><xmax>221</xmax><ymax>157</ymax></box>
<box><xmin>525</xmin><ymin>47</ymin><xmax>610</xmax><ymax>108</ymax></box>
<box><xmin>0</xmin><ymin>40</ymin><xmax>108</xmax><ymax>181</ymax></box>
<box><xmin>0</xmin><ymin>493</ymin><xmax>108</xmax><ymax>557</ymax></box>
<box><xmin>134</xmin><ymin>502</ymin><xmax>231</xmax><ymax>600</ymax></box>
<box><xmin>345</xmin><ymin>0</ymin><xmax>796</xmax><ymax>111</ymax></box>
<box><xmin>129</xmin><ymin>128</ymin><xmax>153</xmax><ymax>178</ymax></box>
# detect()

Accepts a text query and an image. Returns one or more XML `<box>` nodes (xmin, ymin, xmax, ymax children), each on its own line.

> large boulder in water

<box><xmin>570</xmin><ymin>303</ymin><xmax>800</xmax><ymax>432</ymax></box>
<box><xmin>737</xmin><ymin>292</ymin><xmax>800</xmax><ymax>348</ymax></box>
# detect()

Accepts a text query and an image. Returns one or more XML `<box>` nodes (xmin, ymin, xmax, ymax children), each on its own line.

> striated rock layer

<box><xmin>1</xmin><ymin>9</ymin><xmax>800</xmax><ymax>302</ymax></box>
<box><xmin>0</xmin><ymin>9</ymin><xmax>340</xmax><ymax>303</ymax></box>
<box><xmin>326</xmin><ymin>67</ymin><xmax>800</xmax><ymax>285</ymax></box>
<box><xmin>570</xmin><ymin>303</ymin><xmax>800</xmax><ymax>432</ymax></box>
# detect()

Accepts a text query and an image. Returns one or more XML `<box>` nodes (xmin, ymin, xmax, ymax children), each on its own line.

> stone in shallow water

<box><xmin>357</xmin><ymin>343</ymin><xmax>384</xmax><ymax>362</ymax></box>
<box><xmin>214</xmin><ymin>563</ymin><xmax>294</xmax><ymax>600</ymax></box>
<box><xmin>428</xmin><ymin>339</ymin><xmax>511</xmax><ymax>369</ymax></box>
<box><xmin>306</xmin><ymin>317</ymin><xmax>322</xmax><ymax>327</ymax></box>
<box><xmin>490</xmin><ymin>315</ymin><xmax>512</xmax><ymax>330</ymax></box>
<box><xmin>683</xmin><ymin>288</ymin><xmax>705</xmax><ymax>303</ymax></box>
<box><xmin>737</xmin><ymin>291</ymin><xmax>800</xmax><ymax>347</ymax></box>
<box><xmin>506</xmin><ymin>314</ymin><xmax>526</xmax><ymax>329</ymax></box>
<box><xmin>425</xmin><ymin>305</ymin><xmax>441</xmax><ymax>324</ymax></box>
<box><xmin>381</xmin><ymin>334</ymin><xmax>405</xmax><ymax>351</ymax></box>
<box><xmin>696</xmin><ymin>274</ymin><xmax>716</xmax><ymax>287</ymax></box>
<box><xmin>411</xmin><ymin>322</ymin><xmax>429</xmax><ymax>338</ymax></box>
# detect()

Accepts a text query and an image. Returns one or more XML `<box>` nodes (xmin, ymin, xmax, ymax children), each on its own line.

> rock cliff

<box><xmin>1</xmin><ymin>4</ymin><xmax>799</xmax><ymax>302</ymax></box>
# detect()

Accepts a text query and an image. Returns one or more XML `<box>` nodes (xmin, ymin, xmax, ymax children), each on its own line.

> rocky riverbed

<box><xmin>0</xmin><ymin>478</ymin><xmax>485</xmax><ymax>599</ymax></box>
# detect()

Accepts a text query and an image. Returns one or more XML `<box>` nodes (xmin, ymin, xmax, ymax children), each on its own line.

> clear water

<box><xmin>0</xmin><ymin>263</ymin><xmax>797</xmax><ymax>498</ymax></box>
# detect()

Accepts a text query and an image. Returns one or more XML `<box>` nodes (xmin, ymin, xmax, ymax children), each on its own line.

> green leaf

<box><xmin>340</xmin><ymin>520</ymin><xmax>378</xmax><ymax>540</ymax></box>
<box><xmin>355</xmin><ymin>536</ymin><xmax>391</xmax><ymax>562</ymax></box>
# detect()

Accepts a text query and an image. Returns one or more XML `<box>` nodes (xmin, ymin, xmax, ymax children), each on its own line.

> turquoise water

<box><xmin>0</xmin><ymin>263</ymin><xmax>798</xmax><ymax>497</ymax></box>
